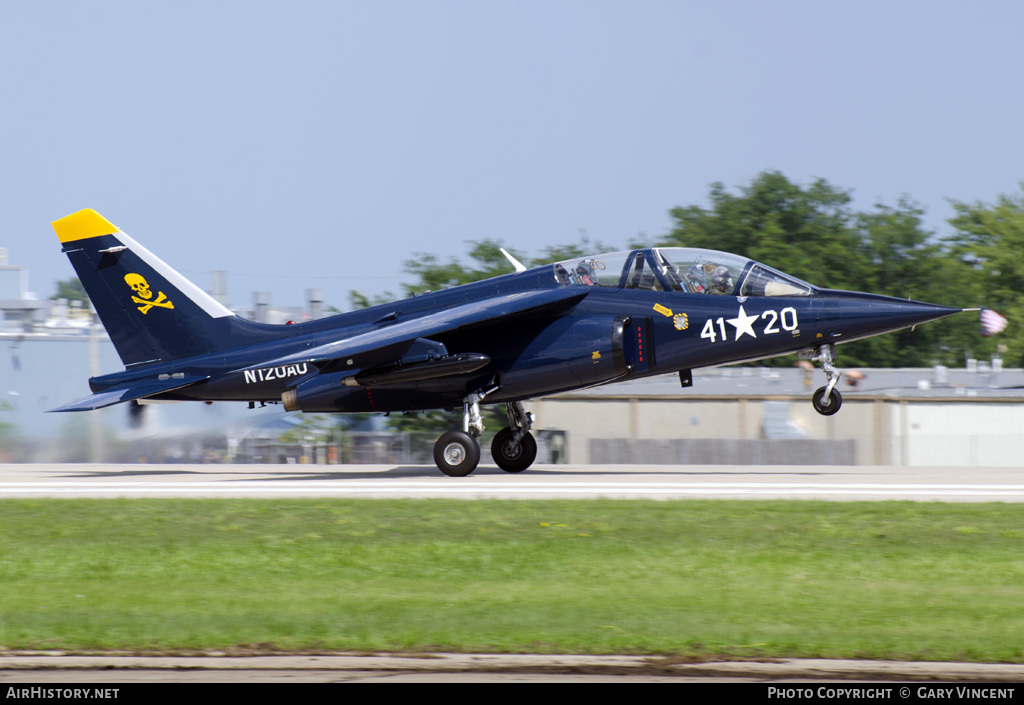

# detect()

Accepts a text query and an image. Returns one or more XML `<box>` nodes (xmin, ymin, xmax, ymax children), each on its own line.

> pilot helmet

<box><xmin>711</xmin><ymin>266</ymin><xmax>732</xmax><ymax>290</ymax></box>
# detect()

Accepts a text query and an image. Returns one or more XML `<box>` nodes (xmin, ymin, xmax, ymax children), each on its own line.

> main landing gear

<box><xmin>803</xmin><ymin>343</ymin><xmax>843</xmax><ymax>416</ymax></box>
<box><xmin>432</xmin><ymin>392</ymin><xmax>538</xmax><ymax>477</ymax></box>
<box><xmin>491</xmin><ymin>402</ymin><xmax>538</xmax><ymax>473</ymax></box>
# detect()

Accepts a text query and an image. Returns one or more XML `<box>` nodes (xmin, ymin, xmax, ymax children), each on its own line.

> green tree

<box><xmin>662</xmin><ymin>172</ymin><xmax>976</xmax><ymax>367</ymax></box>
<box><xmin>348</xmin><ymin>290</ymin><xmax>394</xmax><ymax>310</ymax></box>
<box><xmin>278</xmin><ymin>414</ymin><xmax>335</xmax><ymax>445</ymax></box>
<box><xmin>662</xmin><ymin>171</ymin><xmax>873</xmax><ymax>291</ymax></box>
<box><xmin>401</xmin><ymin>239</ymin><xmax>530</xmax><ymax>295</ymax></box>
<box><xmin>400</xmin><ymin>236</ymin><xmax>620</xmax><ymax>296</ymax></box>
<box><xmin>841</xmin><ymin>197</ymin><xmax>979</xmax><ymax>367</ymax></box>
<box><xmin>532</xmin><ymin>231</ymin><xmax>617</xmax><ymax>265</ymax></box>
<box><xmin>348</xmin><ymin>171</ymin><xmax>984</xmax><ymax>374</ymax></box>
<box><xmin>948</xmin><ymin>187</ymin><xmax>1024</xmax><ymax>365</ymax></box>
<box><xmin>51</xmin><ymin>277</ymin><xmax>88</xmax><ymax>304</ymax></box>
<box><xmin>382</xmin><ymin>236</ymin><xmax>619</xmax><ymax>435</ymax></box>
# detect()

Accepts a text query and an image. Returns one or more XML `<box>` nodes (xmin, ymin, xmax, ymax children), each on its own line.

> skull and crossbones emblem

<box><xmin>124</xmin><ymin>273</ymin><xmax>174</xmax><ymax>314</ymax></box>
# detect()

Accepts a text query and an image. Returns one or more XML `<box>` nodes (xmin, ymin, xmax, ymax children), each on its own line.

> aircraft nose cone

<box><xmin>815</xmin><ymin>291</ymin><xmax>964</xmax><ymax>341</ymax></box>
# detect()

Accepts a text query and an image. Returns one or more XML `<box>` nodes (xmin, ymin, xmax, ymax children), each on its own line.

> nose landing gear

<box><xmin>804</xmin><ymin>344</ymin><xmax>843</xmax><ymax>416</ymax></box>
<box><xmin>811</xmin><ymin>385</ymin><xmax>842</xmax><ymax>416</ymax></box>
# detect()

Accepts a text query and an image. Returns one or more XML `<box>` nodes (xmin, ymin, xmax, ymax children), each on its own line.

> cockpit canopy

<box><xmin>553</xmin><ymin>247</ymin><xmax>814</xmax><ymax>297</ymax></box>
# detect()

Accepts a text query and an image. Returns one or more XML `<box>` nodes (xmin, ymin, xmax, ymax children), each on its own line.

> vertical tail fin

<box><xmin>53</xmin><ymin>209</ymin><xmax>246</xmax><ymax>366</ymax></box>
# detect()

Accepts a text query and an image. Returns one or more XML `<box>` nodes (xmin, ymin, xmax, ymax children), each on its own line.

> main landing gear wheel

<box><xmin>434</xmin><ymin>430</ymin><xmax>481</xmax><ymax>477</ymax></box>
<box><xmin>812</xmin><ymin>386</ymin><xmax>842</xmax><ymax>416</ymax></box>
<box><xmin>430</xmin><ymin>391</ymin><xmax>534</xmax><ymax>476</ymax></box>
<box><xmin>490</xmin><ymin>400</ymin><xmax>538</xmax><ymax>473</ymax></box>
<box><xmin>431</xmin><ymin>387</ymin><xmax>497</xmax><ymax>477</ymax></box>
<box><xmin>491</xmin><ymin>427</ymin><xmax>538</xmax><ymax>473</ymax></box>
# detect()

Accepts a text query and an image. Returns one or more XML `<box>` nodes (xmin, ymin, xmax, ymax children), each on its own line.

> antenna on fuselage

<box><xmin>500</xmin><ymin>248</ymin><xmax>528</xmax><ymax>273</ymax></box>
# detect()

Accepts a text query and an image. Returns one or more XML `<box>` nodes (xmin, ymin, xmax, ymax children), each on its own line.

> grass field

<box><xmin>1</xmin><ymin>498</ymin><xmax>1022</xmax><ymax>662</ymax></box>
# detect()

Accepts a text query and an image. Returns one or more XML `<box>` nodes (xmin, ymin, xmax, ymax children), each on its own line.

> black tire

<box><xmin>433</xmin><ymin>430</ymin><xmax>480</xmax><ymax>477</ymax></box>
<box><xmin>812</xmin><ymin>386</ymin><xmax>843</xmax><ymax>416</ymax></box>
<box><xmin>490</xmin><ymin>427</ymin><xmax>538</xmax><ymax>473</ymax></box>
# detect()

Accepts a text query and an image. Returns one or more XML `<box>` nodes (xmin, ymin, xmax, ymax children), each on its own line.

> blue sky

<box><xmin>4</xmin><ymin>1</ymin><xmax>1023</xmax><ymax>311</ymax></box>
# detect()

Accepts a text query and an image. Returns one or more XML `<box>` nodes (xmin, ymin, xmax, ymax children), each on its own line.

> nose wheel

<box><xmin>811</xmin><ymin>385</ymin><xmax>842</xmax><ymax>415</ymax></box>
<box><xmin>804</xmin><ymin>344</ymin><xmax>843</xmax><ymax>416</ymax></box>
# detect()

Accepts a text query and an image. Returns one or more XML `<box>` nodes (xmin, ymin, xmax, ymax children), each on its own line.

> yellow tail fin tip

<box><xmin>52</xmin><ymin>209</ymin><xmax>119</xmax><ymax>244</ymax></box>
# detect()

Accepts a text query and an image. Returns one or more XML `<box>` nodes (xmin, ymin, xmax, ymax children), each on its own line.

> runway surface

<box><xmin>1</xmin><ymin>462</ymin><xmax>1024</xmax><ymax>501</ymax></box>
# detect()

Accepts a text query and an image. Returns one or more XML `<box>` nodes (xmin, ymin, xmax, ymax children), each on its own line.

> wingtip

<box><xmin>52</xmin><ymin>208</ymin><xmax>119</xmax><ymax>244</ymax></box>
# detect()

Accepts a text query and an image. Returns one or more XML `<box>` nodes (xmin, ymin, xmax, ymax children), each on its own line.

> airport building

<box><xmin>2</xmin><ymin>254</ymin><xmax>1020</xmax><ymax>467</ymax></box>
<box><xmin>532</xmin><ymin>365</ymin><xmax>1024</xmax><ymax>467</ymax></box>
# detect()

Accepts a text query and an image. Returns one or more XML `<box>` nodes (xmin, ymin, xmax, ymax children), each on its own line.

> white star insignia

<box><xmin>727</xmin><ymin>305</ymin><xmax>758</xmax><ymax>340</ymax></box>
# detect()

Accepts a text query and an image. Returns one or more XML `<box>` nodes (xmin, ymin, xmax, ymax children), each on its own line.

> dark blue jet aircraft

<box><xmin>51</xmin><ymin>208</ymin><xmax>965</xmax><ymax>476</ymax></box>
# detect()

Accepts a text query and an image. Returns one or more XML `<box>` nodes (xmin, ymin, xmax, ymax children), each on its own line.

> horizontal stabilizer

<box><xmin>238</xmin><ymin>288</ymin><xmax>587</xmax><ymax>372</ymax></box>
<box><xmin>48</xmin><ymin>374</ymin><xmax>210</xmax><ymax>412</ymax></box>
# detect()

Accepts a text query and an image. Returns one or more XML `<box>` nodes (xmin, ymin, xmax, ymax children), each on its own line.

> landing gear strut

<box><xmin>491</xmin><ymin>401</ymin><xmax>538</xmax><ymax>473</ymax></box>
<box><xmin>431</xmin><ymin>394</ymin><xmax>539</xmax><ymax>476</ymax></box>
<box><xmin>432</xmin><ymin>388</ymin><xmax>496</xmax><ymax>477</ymax></box>
<box><xmin>804</xmin><ymin>344</ymin><xmax>843</xmax><ymax>416</ymax></box>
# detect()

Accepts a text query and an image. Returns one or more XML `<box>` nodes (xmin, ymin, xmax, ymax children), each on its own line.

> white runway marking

<box><xmin>3</xmin><ymin>480</ymin><xmax>1024</xmax><ymax>499</ymax></box>
<box><xmin>3</xmin><ymin>465</ymin><xmax>1023</xmax><ymax>501</ymax></box>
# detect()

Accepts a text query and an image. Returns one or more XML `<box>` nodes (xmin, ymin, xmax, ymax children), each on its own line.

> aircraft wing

<box><xmin>48</xmin><ymin>374</ymin><xmax>210</xmax><ymax>412</ymax></box>
<box><xmin>241</xmin><ymin>288</ymin><xmax>587</xmax><ymax>372</ymax></box>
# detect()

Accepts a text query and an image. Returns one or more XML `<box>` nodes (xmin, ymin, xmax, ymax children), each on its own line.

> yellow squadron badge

<box><xmin>124</xmin><ymin>273</ymin><xmax>174</xmax><ymax>314</ymax></box>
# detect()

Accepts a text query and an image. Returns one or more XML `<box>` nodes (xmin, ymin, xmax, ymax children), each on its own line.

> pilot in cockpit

<box><xmin>575</xmin><ymin>261</ymin><xmax>595</xmax><ymax>286</ymax></box>
<box><xmin>708</xmin><ymin>266</ymin><xmax>733</xmax><ymax>295</ymax></box>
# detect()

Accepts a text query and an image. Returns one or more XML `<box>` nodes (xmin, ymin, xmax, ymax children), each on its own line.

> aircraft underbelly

<box><xmin>287</xmin><ymin>373</ymin><xmax>471</xmax><ymax>413</ymax></box>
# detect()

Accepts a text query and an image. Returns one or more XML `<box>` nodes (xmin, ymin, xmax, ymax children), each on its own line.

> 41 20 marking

<box><xmin>700</xmin><ymin>305</ymin><xmax>798</xmax><ymax>343</ymax></box>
